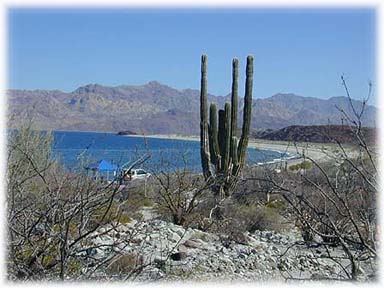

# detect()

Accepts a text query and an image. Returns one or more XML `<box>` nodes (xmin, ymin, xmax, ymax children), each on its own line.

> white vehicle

<box><xmin>123</xmin><ymin>168</ymin><xmax>151</xmax><ymax>181</ymax></box>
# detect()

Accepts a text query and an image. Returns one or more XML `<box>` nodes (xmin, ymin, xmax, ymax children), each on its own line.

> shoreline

<box><xmin>124</xmin><ymin>134</ymin><xmax>340</xmax><ymax>167</ymax></box>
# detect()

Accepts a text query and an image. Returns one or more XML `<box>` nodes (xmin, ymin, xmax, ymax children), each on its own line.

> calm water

<box><xmin>52</xmin><ymin>131</ymin><xmax>289</xmax><ymax>172</ymax></box>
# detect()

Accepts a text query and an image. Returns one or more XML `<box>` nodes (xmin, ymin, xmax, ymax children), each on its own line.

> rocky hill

<box><xmin>7</xmin><ymin>81</ymin><xmax>376</xmax><ymax>134</ymax></box>
<box><xmin>252</xmin><ymin>125</ymin><xmax>376</xmax><ymax>144</ymax></box>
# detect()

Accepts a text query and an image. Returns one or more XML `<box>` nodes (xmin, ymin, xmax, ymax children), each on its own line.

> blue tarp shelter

<box><xmin>87</xmin><ymin>159</ymin><xmax>119</xmax><ymax>171</ymax></box>
<box><xmin>85</xmin><ymin>160</ymin><xmax>120</xmax><ymax>181</ymax></box>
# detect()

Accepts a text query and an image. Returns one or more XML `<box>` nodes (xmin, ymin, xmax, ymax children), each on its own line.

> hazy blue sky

<box><xmin>8</xmin><ymin>8</ymin><xmax>376</xmax><ymax>103</ymax></box>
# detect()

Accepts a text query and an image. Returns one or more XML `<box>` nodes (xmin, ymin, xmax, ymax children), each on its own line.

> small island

<box><xmin>117</xmin><ymin>130</ymin><xmax>137</xmax><ymax>136</ymax></box>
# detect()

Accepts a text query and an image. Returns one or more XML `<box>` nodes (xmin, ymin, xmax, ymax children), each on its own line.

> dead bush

<box><xmin>152</xmin><ymin>169</ymin><xmax>210</xmax><ymax>227</ymax></box>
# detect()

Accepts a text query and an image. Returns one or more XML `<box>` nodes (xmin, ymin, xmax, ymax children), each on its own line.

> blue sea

<box><xmin>52</xmin><ymin>131</ymin><xmax>290</xmax><ymax>173</ymax></box>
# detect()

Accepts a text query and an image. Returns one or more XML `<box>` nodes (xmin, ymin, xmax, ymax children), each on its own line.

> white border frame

<box><xmin>0</xmin><ymin>1</ymin><xmax>382</xmax><ymax>287</ymax></box>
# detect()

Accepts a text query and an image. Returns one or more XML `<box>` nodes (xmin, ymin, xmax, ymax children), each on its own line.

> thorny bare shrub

<box><xmin>152</xmin><ymin>167</ymin><xmax>210</xmax><ymax>227</ymax></box>
<box><xmin>6</xmin><ymin>124</ymin><xmax>158</xmax><ymax>281</ymax></box>
<box><xmin>247</xmin><ymin>78</ymin><xmax>378</xmax><ymax>281</ymax></box>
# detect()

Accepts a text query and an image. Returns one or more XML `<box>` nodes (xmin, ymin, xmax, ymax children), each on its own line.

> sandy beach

<box><xmin>126</xmin><ymin>134</ymin><xmax>350</xmax><ymax>168</ymax></box>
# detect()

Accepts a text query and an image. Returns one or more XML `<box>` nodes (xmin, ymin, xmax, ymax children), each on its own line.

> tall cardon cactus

<box><xmin>200</xmin><ymin>54</ymin><xmax>253</xmax><ymax>200</ymax></box>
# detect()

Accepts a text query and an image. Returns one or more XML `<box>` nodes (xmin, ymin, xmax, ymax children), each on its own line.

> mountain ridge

<box><xmin>7</xmin><ymin>81</ymin><xmax>376</xmax><ymax>134</ymax></box>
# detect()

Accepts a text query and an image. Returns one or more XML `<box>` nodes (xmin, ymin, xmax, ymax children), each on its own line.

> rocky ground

<box><xmin>82</xmin><ymin>209</ymin><xmax>376</xmax><ymax>282</ymax></box>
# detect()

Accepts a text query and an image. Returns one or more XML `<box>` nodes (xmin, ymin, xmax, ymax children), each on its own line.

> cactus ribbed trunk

<box><xmin>230</xmin><ymin>58</ymin><xmax>239</xmax><ymax>140</ymax></box>
<box><xmin>222</xmin><ymin>103</ymin><xmax>231</xmax><ymax>174</ymax></box>
<box><xmin>218</xmin><ymin>109</ymin><xmax>226</xmax><ymax>168</ymax></box>
<box><xmin>200</xmin><ymin>54</ymin><xmax>253</xmax><ymax>200</ymax></box>
<box><xmin>231</xmin><ymin>136</ymin><xmax>238</xmax><ymax>166</ymax></box>
<box><xmin>200</xmin><ymin>54</ymin><xmax>212</xmax><ymax>180</ymax></box>
<box><xmin>209</xmin><ymin>103</ymin><xmax>220</xmax><ymax>169</ymax></box>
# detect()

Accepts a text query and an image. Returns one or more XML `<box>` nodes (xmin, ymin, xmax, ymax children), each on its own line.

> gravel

<box><xmin>82</xmin><ymin>218</ymin><xmax>375</xmax><ymax>282</ymax></box>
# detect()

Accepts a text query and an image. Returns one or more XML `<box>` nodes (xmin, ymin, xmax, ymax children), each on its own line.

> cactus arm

<box><xmin>200</xmin><ymin>54</ymin><xmax>212</xmax><ymax>179</ymax></box>
<box><xmin>218</xmin><ymin>109</ymin><xmax>226</xmax><ymax>171</ymax></box>
<box><xmin>209</xmin><ymin>102</ymin><xmax>220</xmax><ymax>168</ymax></box>
<box><xmin>237</xmin><ymin>55</ymin><xmax>253</xmax><ymax>167</ymax></box>
<box><xmin>230</xmin><ymin>58</ymin><xmax>239</xmax><ymax>140</ymax></box>
<box><xmin>222</xmin><ymin>102</ymin><xmax>232</xmax><ymax>173</ymax></box>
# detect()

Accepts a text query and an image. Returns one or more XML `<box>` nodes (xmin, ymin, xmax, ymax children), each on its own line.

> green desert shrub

<box><xmin>118</xmin><ymin>213</ymin><xmax>132</xmax><ymax>224</ymax></box>
<box><xmin>265</xmin><ymin>199</ymin><xmax>287</xmax><ymax>211</ymax></box>
<box><xmin>248</xmin><ymin>205</ymin><xmax>287</xmax><ymax>232</ymax></box>
<box><xmin>289</xmin><ymin>160</ymin><xmax>312</xmax><ymax>171</ymax></box>
<box><xmin>221</xmin><ymin>201</ymin><xmax>288</xmax><ymax>234</ymax></box>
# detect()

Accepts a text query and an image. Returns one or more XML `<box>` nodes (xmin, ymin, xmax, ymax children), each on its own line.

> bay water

<box><xmin>52</xmin><ymin>131</ymin><xmax>289</xmax><ymax>173</ymax></box>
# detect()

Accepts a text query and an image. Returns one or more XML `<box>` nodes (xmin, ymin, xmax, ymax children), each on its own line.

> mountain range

<box><xmin>7</xmin><ymin>81</ymin><xmax>376</xmax><ymax>135</ymax></box>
